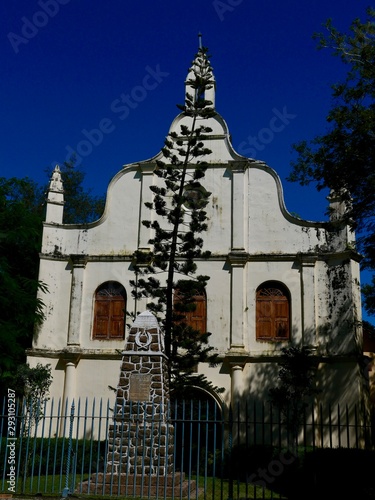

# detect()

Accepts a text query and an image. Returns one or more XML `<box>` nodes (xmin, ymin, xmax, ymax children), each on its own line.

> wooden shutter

<box><xmin>274</xmin><ymin>296</ymin><xmax>289</xmax><ymax>339</ymax></box>
<box><xmin>256</xmin><ymin>297</ymin><xmax>273</xmax><ymax>339</ymax></box>
<box><xmin>174</xmin><ymin>290</ymin><xmax>207</xmax><ymax>334</ymax></box>
<box><xmin>256</xmin><ymin>284</ymin><xmax>290</xmax><ymax>341</ymax></box>
<box><xmin>110</xmin><ymin>298</ymin><xmax>125</xmax><ymax>338</ymax></box>
<box><xmin>189</xmin><ymin>294</ymin><xmax>206</xmax><ymax>333</ymax></box>
<box><xmin>93</xmin><ymin>298</ymin><xmax>111</xmax><ymax>338</ymax></box>
<box><xmin>93</xmin><ymin>282</ymin><xmax>126</xmax><ymax>340</ymax></box>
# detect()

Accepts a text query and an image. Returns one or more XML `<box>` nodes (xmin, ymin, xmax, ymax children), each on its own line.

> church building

<box><xmin>28</xmin><ymin>46</ymin><xmax>366</xmax><ymax>414</ymax></box>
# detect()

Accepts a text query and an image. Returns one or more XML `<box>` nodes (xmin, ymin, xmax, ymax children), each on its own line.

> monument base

<box><xmin>80</xmin><ymin>472</ymin><xmax>196</xmax><ymax>497</ymax></box>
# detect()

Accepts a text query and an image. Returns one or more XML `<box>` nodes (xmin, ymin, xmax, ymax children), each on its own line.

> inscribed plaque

<box><xmin>129</xmin><ymin>373</ymin><xmax>152</xmax><ymax>402</ymax></box>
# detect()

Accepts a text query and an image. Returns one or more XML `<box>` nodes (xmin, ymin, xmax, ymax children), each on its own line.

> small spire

<box><xmin>45</xmin><ymin>165</ymin><xmax>65</xmax><ymax>224</ymax></box>
<box><xmin>49</xmin><ymin>165</ymin><xmax>64</xmax><ymax>193</ymax></box>
<box><xmin>198</xmin><ymin>32</ymin><xmax>203</xmax><ymax>49</ymax></box>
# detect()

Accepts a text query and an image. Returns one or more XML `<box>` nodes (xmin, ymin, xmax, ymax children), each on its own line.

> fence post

<box><xmin>62</xmin><ymin>401</ymin><xmax>75</xmax><ymax>498</ymax></box>
<box><xmin>227</xmin><ymin>404</ymin><xmax>233</xmax><ymax>500</ymax></box>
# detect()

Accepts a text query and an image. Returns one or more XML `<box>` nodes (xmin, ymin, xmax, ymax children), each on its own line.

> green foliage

<box><xmin>287</xmin><ymin>8</ymin><xmax>375</xmax><ymax>319</ymax></box>
<box><xmin>224</xmin><ymin>444</ymin><xmax>278</xmax><ymax>482</ymax></box>
<box><xmin>363</xmin><ymin>319</ymin><xmax>375</xmax><ymax>339</ymax></box>
<box><xmin>0</xmin><ymin>437</ymin><xmax>106</xmax><ymax>476</ymax></box>
<box><xmin>14</xmin><ymin>363</ymin><xmax>52</xmax><ymax>399</ymax></box>
<box><xmin>269</xmin><ymin>346</ymin><xmax>319</xmax><ymax>432</ymax></box>
<box><xmin>13</xmin><ymin>363</ymin><xmax>52</xmax><ymax>434</ymax></box>
<box><xmin>0</xmin><ymin>159</ymin><xmax>105</xmax><ymax>395</ymax></box>
<box><xmin>272</xmin><ymin>448</ymin><xmax>375</xmax><ymax>500</ymax></box>
<box><xmin>0</xmin><ymin>177</ymin><xmax>46</xmax><ymax>395</ymax></box>
<box><xmin>131</xmin><ymin>47</ymin><xmax>219</xmax><ymax>394</ymax></box>
<box><xmin>363</xmin><ymin>275</ymin><xmax>375</xmax><ymax>315</ymax></box>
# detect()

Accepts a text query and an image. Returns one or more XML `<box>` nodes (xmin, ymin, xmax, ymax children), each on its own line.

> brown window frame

<box><xmin>256</xmin><ymin>281</ymin><xmax>290</xmax><ymax>342</ymax></box>
<box><xmin>92</xmin><ymin>281</ymin><xmax>126</xmax><ymax>340</ymax></box>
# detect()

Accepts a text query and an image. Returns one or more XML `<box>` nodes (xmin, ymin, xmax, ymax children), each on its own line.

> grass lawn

<box><xmin>2</xmin><ymin>473</ymin><xmax>287</xmax><ymax>499</ymax></box>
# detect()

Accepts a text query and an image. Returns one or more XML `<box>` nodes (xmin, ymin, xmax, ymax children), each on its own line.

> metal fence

<box><xmin>1</xmin><ymin>396</ymin><xmax>374</xmax><ymax>499</ymax></box>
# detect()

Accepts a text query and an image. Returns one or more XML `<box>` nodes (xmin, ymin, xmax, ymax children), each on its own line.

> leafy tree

<box><xmin>287</xmin><ymin>8</ymin><xmax>375</xmax><ymax>319</ymax></box>
<box><xmin>0</xmin><ymin>160</ymin><xmax>105</xmax><ymax>396</ymax></box>
<box><xmin>0</xmin><ymin>177</ymin><xmax>46</xmax><ymax>396</ymax></box>
<box><xmin>363</xmin><ymin>280</ymin><xmax>375</xmax><ymax>317</ymax></box>
<box><xmin>131</xmin><ymin>47</ymin><xmax>221</xmax><ymax>395</ymax></box>
<box><xmin>14</xmin><ymin>363</ymin><xmax>52</xmax><ymax>434</ymax></box>
<box><xmin>269</xmin><ymin>346</ymin><xmax>319</xmax><ymax>433</ymax></box>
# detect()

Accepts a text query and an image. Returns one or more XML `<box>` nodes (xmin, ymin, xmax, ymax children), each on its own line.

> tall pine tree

<box><xmin>131</xmin><ymin>47</ymin><xmax>221</xmax><ymax>395</ymax></box>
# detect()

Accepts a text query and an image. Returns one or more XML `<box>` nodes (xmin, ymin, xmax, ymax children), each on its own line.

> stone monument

<box><xmin>82</xmin><ymin>311</ymin><xmax>193</xmax><ymax>496</ymax></box>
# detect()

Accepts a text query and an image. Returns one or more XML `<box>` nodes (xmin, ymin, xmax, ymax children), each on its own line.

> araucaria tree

<box><xmin>131</xmin><ymin>47</ymin><xmax>220</xmax><ymax>394</ymax></box>
<box><xmin>288</xmin><ymin>8</ymin><xmax>375</xmax><ymax>319</ymax></box>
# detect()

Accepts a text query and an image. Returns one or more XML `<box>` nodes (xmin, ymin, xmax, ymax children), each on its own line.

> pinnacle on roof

<box><xmin>48</xmin><ymin>165</ymin><xmax>64</xmax><ymax>193</ymax></box>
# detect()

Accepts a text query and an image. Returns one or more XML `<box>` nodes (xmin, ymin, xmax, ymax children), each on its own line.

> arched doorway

<box><xmin>171</xmin><ymin>388</ymin><xmax>224</xmax><ymax>478</ymax></box>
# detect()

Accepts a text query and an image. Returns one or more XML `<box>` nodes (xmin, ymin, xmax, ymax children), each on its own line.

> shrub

<box><xmin>0</xmin><ymin>437</ymin><xmax>107</xmax><ymax>477</ymax></box>
<box><xmin>272</xmin><ymin>447</ymin><xmax>375</xmax><ymax>500</ymax></box>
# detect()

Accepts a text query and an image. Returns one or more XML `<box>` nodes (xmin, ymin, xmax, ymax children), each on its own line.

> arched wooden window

<box><xmin>256</xmin><ymin>282</ymin><xmax>290</xmax><ymax>341</ymax></box>
<box><xmin>174</xmin><ymin>287</ymin><xmax>207</xmax><ymax>334</ymax></box>
<box><xmin>93</xmin><ymin>281</ymin><xmax>126</xmax><ymax>340</ymax></box>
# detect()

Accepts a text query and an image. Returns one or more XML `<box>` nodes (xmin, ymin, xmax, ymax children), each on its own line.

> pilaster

<box><xmin>230</xmin><ymin>161</ymin><xmax>248</xmax><ymax>251</ymax></box>
<box><xmin>298</xmin><ymin>255</ymin><xmax>317</xmax><ymax>346</ymax></box>
<box><xmin>67</xmin><ymin>254</ymin><xmax>88</xmax><ymax>346</ymax></box>
<box><xmin>138</xmin><ymin>163</ymin><xmax>156</xmax><ymax>250</ymax></box>
<box><xmin>228</xmin><ymin>251</ymin><xmax>248</xmax><ymax>348</ymax></box>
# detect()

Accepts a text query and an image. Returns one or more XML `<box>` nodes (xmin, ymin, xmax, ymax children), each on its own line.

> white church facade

<box><xmin>28</xmin><ymin>47</ymin><xmax>366</xmax><ymax>413</ymax></box>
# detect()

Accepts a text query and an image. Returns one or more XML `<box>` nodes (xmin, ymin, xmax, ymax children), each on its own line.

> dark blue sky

<box><xmin>2</xmin><ymin>0</ymin><xmax>370</xmax><ymax>219</ymax></box>
<box><xmin>2</xmin><ymin>1</ymin><xmax>373</xmax><ymax>306</ymax></box>
<box><xmin>2</xmin><ymin>0</ymin><xmax>373</xmax><ymax>321</ymax></box>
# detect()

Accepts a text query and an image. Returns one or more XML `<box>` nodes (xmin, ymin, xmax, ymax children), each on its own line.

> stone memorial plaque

<box><xmin>129</xmin><ymin>373</ymin><xmax>152</xmax><ymax>402</ymax></box>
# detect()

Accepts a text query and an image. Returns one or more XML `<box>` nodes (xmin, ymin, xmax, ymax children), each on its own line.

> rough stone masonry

<box><xmin>81</xmin><ymin>311</ymin><xmax>197</xmax><ymax>496</ymax></box>
<box><xmin>107</xmin><ymin>310</ymin><xmax>174</xmax><ymax>477</ymax></box>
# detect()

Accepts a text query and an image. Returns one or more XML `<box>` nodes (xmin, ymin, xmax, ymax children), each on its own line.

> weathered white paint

<box><xmin>28</xmin><ymin>48</ymin><xmax>366</xmax><ymax>416</ymax></box>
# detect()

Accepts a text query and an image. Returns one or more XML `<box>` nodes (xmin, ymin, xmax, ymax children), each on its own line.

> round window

<box><xmin>183</xmin><ymin>184</ymin><xmax>209</xmax><ymax>209</ymax></box>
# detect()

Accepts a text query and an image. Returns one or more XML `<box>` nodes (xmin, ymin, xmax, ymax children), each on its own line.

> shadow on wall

<box><xmin>236</xmin><ymin>323</ymin><xmax>367</xmax><ymax>439</ymax></box>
